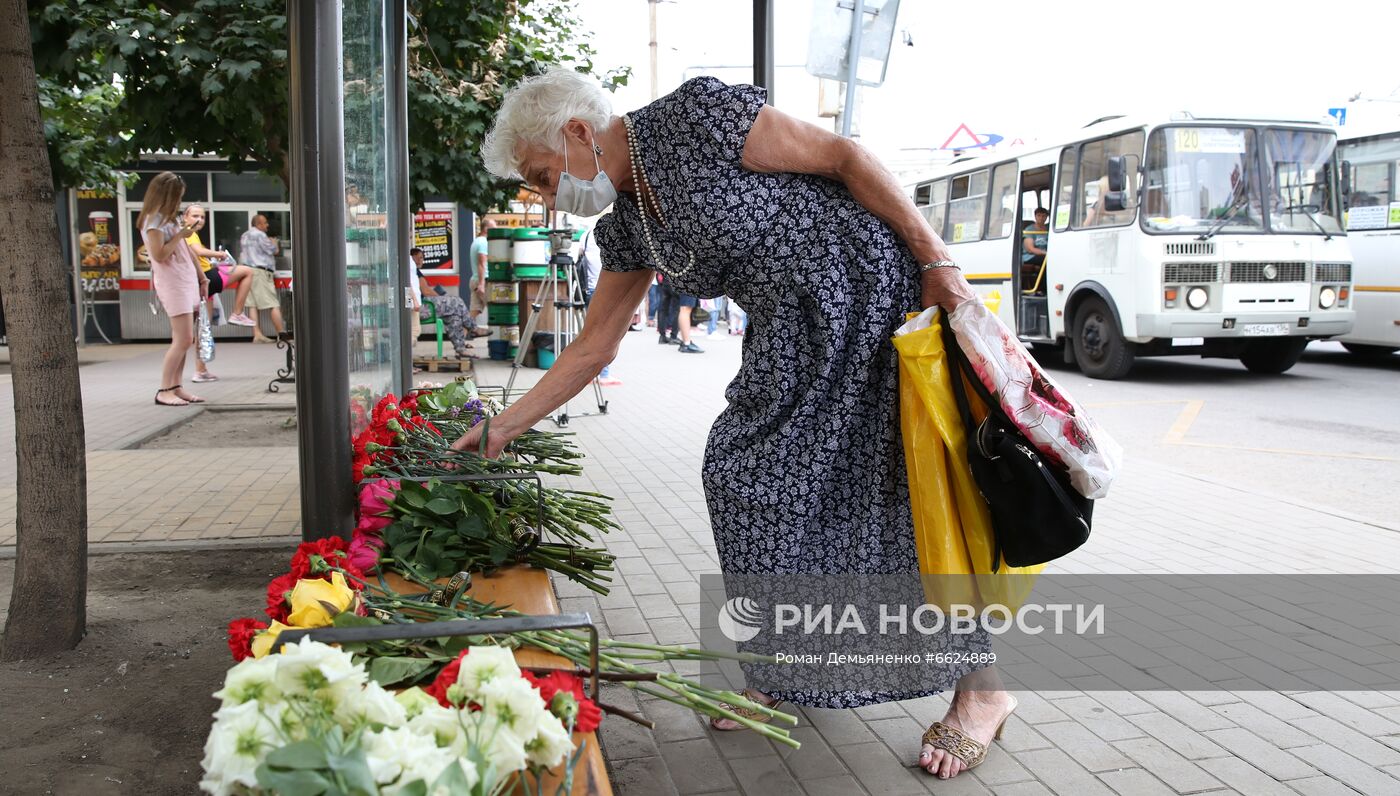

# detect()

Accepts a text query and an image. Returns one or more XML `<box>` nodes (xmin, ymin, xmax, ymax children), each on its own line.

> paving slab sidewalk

<box><xmin>4</xmin><ymin>329</ymin><xmax>1399</xmax><ymax>795</ymax></box>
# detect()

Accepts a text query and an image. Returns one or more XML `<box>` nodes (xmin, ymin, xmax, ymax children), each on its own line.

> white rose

<box><xmin>365</xmin><ymin>726</ymin><xmax>478</xmax><ymax>795</ymax></box>
<box><xmin>213</xmin><ymin>656</ymin><xmax>282</xmax><ymax>708</ymax></box>
<box><xmin>335</xmin><ymin>680</ymin><xmax>408</xmax><ymax>730</ymax></box>
<box><xmin>199</xmin><ymin>701</ymin><xmax>281</xmax><ymax>795</ymax></box>
<box><xmin>408</xmin><ymin>703</ymin><xmax>467</xmax><ymax>753</ymax></box>
<box><xmin>462</xmin><ymin>711</ymin><xmax>527</xmax><ymax>776</ymax></box>
<box><xmin>477</xmin><ymin>676</ymin><xmax>549</xmax><ymax>739</ymax></box>
<box><xmin>387</xmin><ymin>749</ymin><xmax>477</xmax><ymax>796</ymax></box>
<box><xmin>522</xmin><ymin>711</ymin><xmax>574</xmax><ymax>769</ymax></box>
<box><xmin>394</xmin><ymin>686</ymin><xmax>439</xmax><ymax>720</ymax></box>
<box><xmin>273</xmin><ymin>639</ymin><xmax>367</xmax><ymax>697</ymax></box>
<box><xmin>454</xmin><ymin>646</ymin><xmax>522</xmax><ymax>699</ymax></box>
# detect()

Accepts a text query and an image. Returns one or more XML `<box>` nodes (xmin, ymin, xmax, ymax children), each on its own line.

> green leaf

<box><xmin>425</xmin><ymin>497</ymin><xmax>458</xmax><ymax>516</ymax></box>
<box><xmin>265</xmin><ymin>740</ymin><xmax>329</xmax><ymax>770</ymax></box>
<box><xmin>430</xmin><ymin>760</ymin><xmax>475</xmax><ymax>793</ymax></box>
<box><xmin>333</xmin><ymin>612</ymin><xmax>383</xmax><ymax>629</ymax></box>
<box><xmin>255</xmin><ymin>763</ymin><xmax>333</xmax><ymax>795</ymax></box>
<box><xmin>367</xmin><ymin>656</ymin><xmax>436</xmax><ymax>687</ymax></box>
<box><xmin>324</xmin><ymin>745</ymin><xmax>378</xmax><ymax>795</ymax></box>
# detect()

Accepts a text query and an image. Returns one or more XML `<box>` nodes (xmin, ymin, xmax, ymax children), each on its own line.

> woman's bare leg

<box><xmin>918</xmin><ymin>666</ymin><xmax>1016</xmax><ymax>779</ymax></box>
<box><xmin>158</xmin><ymin>313</ymin><xmax>194</xmax><ymax>405</ymax></box>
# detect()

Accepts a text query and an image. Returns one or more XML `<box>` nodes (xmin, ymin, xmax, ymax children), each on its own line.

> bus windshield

<box><xmin>1264</xmin><ymin>128</ymin><xmax>1343</xmax><ymax>235</ymax></box>
<box><xmin>1143</xmin><ymin>127</ymin><xmax>1262</xmax><ymax>234</ymax></box>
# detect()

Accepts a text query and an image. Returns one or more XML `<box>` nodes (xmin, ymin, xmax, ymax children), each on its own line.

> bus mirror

<box><xmin>1103</xmin><ymin>190</ymin><xmax>1135</xmax><ymax>212</ymax></box>
<box><xmin>1107</xmin><ymin>156</ymin><xmax>1128</xmax><ymax>192</ymax></box>
<box><xmin>1341</xmin><ymin>160</ymin><xmax>1352</xmax><ymax>198</ymax></box>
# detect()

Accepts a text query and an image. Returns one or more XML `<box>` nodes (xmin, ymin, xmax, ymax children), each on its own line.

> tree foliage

<box><xmin>29</xmin><ymin>0</ymin><xmax>627</xmax><ymax>210</ymax></box>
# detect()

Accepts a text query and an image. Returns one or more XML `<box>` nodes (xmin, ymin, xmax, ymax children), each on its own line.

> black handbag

<box><xmin>940</xmin><ymin>313</ymin><xmax>1093</xmax><ymax>569</ymax></box>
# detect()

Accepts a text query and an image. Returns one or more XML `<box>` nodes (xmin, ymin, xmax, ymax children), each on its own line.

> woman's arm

<box><xmin>450</xmin><ymin>268</ymin><xmax>653</xmax><ymax>456</ymax></box>
<box><xmin>740</xmin><ymin>106</ymin><xmax>974</xmax><ymax>310</ymax></box>
<box><xmin>144</xmin><ymin>225</ymin><xmax>193</xmax><ymax>264</ymax></box>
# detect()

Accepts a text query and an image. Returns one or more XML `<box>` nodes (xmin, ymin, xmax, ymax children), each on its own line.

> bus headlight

<box><xmin>1186</xmin><ymin>287</ymin><xmax>1209</xmax><ymax>310</ymax></box>
<box><xmin>1319</xmin><ymin>286</ymin><xmax>1337</xmax><ymax>309</ymax></box>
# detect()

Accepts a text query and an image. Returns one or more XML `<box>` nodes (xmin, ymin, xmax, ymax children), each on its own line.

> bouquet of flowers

<box><xmin>224</xmin><ymin>539</ymin><xmax>799</xmax><ymax>748</ymax></box>
<box><xmin>201</xmin><ymin>640</ymin><xmax>595</xmax><ymax>795</ymax></box>
<box><xmin>349</xmin><ymin>386</ymin><xmax>617</xmax><ymax>593</ymax></box>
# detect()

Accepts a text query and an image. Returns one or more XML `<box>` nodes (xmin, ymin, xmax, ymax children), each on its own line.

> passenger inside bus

<box><xmin>1021</xmin><ymin>207</ymin><xmax>1050</xmax><ymax>293</ymax></box>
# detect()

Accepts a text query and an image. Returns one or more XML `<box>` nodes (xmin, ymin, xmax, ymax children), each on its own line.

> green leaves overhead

<box><xmin>30</xmin><ymin>0</ymin><xmax>628</xmax><ymax>214</ymax></box>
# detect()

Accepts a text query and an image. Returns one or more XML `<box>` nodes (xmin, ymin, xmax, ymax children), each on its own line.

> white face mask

<box><xmin>554</xmin><ymin>130</ymin><xmax>617</xmax><ymax>217</ymax></box>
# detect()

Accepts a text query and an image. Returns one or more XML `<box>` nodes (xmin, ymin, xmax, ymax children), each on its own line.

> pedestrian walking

<box><xmin>230</xmin><ymin>214</ymin><xmax>286</xmax><ymax>342</ymax></box>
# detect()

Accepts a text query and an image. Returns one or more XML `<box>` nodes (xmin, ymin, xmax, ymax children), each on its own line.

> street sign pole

<box><xmin>840</xmin><ymin>0</ymin><xmax>865</xmax><ymax>137</ymax></box>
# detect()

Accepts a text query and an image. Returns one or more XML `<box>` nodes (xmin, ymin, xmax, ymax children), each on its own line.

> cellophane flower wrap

<box><xmin>898</xmin><ymin>301</ymin><xmax>1123</xmax><ymax>499</ymax></box>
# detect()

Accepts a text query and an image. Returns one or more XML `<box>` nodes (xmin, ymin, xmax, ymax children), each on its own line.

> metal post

<box><xmin>289</xmin><ymin>0</ymin><xmax>354</xmax><ymax>541</ymax></box>
<box><xmin>752</xmin><ymin>0</ymin><xmax>774</xmax><ymax>102</ymax></box>
<box><xmin>840</xmin><ymin>0</ymin><xmax>865</xmax><ymax>137</ymax></box>
<box><xmin>386</xmin><ymin>0</ymin><xmax>412</xmax><ymax>396</ymax></box>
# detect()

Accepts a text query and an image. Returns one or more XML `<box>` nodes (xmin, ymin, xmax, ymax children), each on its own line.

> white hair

<box><xmin>482</xmin><ymin>68</ymin><xmax>613</xmax><ymax>180</ymax></box>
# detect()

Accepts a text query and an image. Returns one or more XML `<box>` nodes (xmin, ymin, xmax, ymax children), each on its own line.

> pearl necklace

<box><xmin>622</xmin><ymin>113</ymin><xmax>696</xmax><ymax>279</ymax></box>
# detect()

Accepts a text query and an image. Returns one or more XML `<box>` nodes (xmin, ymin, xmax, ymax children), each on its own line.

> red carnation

<box><xmin>227</xmin><ymin>617</ymin><xmax>268</xmax><ymax>661</ymax></box>
<box><xmin>524</xmin><ymin>669</ymin><xmax>603</xmax><ymax>732</ymax></box>
<box><xmin>264</xmin><ymin>573</ymin><xmax>299</xmax><ymax>622</ymax></box>
<box><xmin>288</xmin><ymin>538</ymin><xmax>365</xmax><ymax>585</ymax></box>
<box><xmin>425</xmin><ymin>652</ymin><xmax>465</xmax><ymax>707</ymax></box>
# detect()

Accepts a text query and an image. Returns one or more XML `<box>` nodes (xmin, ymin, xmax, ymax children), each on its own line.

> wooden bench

<box><xmin>384</xmin><ymin>566</ymin><xmax>613</xmax><ymax>796</ymax></box>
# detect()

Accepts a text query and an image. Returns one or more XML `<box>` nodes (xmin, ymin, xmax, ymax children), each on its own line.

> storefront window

<box><xmin>126</xmin><ymin>171</ymin><xmax>209</xmax><ymax>202</ymax></box>
<box><xmin>213</xmin><ymin>172</ymin><xmax>288</xmax><ymax>202</ymax></box>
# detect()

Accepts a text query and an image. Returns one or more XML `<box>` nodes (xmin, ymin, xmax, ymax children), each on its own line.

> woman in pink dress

<box><xmin>138</xmin><ymin>172</ymin><xmax>209</xmax><ymax>406</ymax></box>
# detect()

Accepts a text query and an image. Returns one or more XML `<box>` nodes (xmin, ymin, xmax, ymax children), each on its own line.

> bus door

<box><xmin>1015</xmin><ymin>165</ymin><xmax>1054</xmax><ymax>339</ymax></box>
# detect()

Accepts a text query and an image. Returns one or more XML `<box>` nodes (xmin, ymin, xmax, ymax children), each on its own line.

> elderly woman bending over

<box><xmin>451</xmin><ymin>70</ymin><xmax>1015</xmax><ymax>781</ymax></box>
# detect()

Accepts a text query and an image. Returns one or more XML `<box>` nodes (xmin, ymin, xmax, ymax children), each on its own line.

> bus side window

<box><xmin>1053</xmin><ymin>148</ymin><xmax>1077</xmax><ymax>231</ymax></box>
<box><xmin>986</xmin><ymin>163</ymin><xmax>1018</xmax><ymax>239</ymax></box>
<box><xmin>1077</xmin><ymin>130</ymin><xmax>1146</xmax><ymax>229</ymax></box>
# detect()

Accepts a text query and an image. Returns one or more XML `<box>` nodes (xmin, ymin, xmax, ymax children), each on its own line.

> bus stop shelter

<box><xmin>288</xmin><ymin>1</ymin><xmax>777</xmax><ymax>541</ymax></box>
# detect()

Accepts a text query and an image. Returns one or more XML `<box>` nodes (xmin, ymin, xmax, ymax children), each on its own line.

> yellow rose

<box><xmin>285</xmin><ymin>571</ymin><xmax>355</xmax><ymax>628</ymax></box>
<box><xmin>251</xmin><ymin>621</ymin><xmax>295</xmax><ymax>659</ymax></box>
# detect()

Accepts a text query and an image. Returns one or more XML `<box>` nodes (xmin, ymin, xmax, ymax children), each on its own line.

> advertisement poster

<box><xmin>75</xmin><ymin>187</ymin><xmax>121</xmax><ymax>302</ymax></box>
<box><xmin>413</xmin><ymin>208</ymin><xmax>453</xmax><ymax>271</ymax></box>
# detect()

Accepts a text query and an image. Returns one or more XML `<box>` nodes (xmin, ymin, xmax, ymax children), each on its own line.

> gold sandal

<box><xmin>710</xmin><ymin>689</ymin><xmax>786</xmax><ymax>731</ymax></box>
<box><xmin>919</xmin><ymin>696</ymin><xmax>1017</xmax><ymax>773</ymax></box>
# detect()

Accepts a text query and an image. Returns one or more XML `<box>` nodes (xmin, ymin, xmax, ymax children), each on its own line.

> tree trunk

<box><xmin>0</xmin><ymin>0</ymin><xmax>88</xmax><ymax>660</ymax></box>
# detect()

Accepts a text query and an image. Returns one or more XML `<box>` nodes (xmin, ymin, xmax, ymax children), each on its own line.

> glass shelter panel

<box><xmin>342</xmin><ymin>0</ymin><xmax>396</xmax><ymax>430</ymax></box>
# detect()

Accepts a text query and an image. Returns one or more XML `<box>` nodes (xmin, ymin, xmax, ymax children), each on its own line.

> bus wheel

<box><xmin>1341</xmin><ymin>342</ymin><xmax>1399</xmax><ymax>357</ymax></box>
<box><xmin>1239</xmin><ymin>338</ymin><xmax>1308</xmax><ymax>374</ymax></box>
<box><xmin>1072</xmin><ymin>296</ymin><xmax>1135</xmax><ymax>379</ymax></box>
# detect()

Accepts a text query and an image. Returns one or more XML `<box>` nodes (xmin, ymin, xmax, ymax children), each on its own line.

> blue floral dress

<box><xmin>594</xmin><ymin>77</ymin><xmax>986</xmax><ymax>708</ymax></box>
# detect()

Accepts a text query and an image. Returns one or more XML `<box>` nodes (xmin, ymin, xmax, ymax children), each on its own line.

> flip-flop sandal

<box><xmin>154</xmin><ymin>387</ymin><xmax>190</xmax><ymax>407</ymax></box>
<box><xmin>171</xmin><ymin>383</ymin><xmax>205</xmax><ymax>403</ymax></box>
<box><xmin>918</xmin><ymin>696</ymin><xmax>1017</xmax><ymax>774</ymax></box>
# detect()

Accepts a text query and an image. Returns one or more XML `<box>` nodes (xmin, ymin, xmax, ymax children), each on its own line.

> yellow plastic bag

<box><xmin>893</xmin><ymin>309</ymin><xmax>1043</xmax><ymax>608</ymax></box>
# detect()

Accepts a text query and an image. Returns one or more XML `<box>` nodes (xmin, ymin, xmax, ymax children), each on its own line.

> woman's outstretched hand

<box><xmin>450</xmin><ymin>419</ymin><xmax>510</xmax><ymax>459</ymax></box>
<box><xmin>921</xmin><ymin>267</ymin><xmax>978</xmax><ymax>311</ymax></box>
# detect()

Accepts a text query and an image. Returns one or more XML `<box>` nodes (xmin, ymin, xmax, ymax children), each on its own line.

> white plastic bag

<box><xmin>897</xmin><ymin>301</ymin><xmax>1123</xmax><ymax>499</ymax></box>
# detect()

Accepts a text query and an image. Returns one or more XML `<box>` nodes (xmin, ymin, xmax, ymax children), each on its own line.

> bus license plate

<box><xmin>1242</xmin><ymin>323</ymin><xmax>1289</xmax><ymax>336</ymax></box>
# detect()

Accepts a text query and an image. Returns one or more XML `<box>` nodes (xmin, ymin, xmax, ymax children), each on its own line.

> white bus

<box><xmin>909</xmin><ymin>113</ymin><xmax>1355</xmax><ymax>378</ymax></box>
<box><xmin>1338</xmin><ymin>125</ymin><xmax>1400</xmax><ymax>356</ymax></box>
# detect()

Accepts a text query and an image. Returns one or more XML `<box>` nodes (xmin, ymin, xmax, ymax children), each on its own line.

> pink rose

<box><xmin>358</xmin><ymin>479</ymin><xmax>400</xmax><ymax>524</ymax></box>
<box><xmin>356</xmin><ymin>513</ymin><xmax>391</xmax><ymax>535</ymax></box>
<box><xmin>347</xmin><ymin>533</ymin><xmax>385</xmax><ymax>574</ymax></box>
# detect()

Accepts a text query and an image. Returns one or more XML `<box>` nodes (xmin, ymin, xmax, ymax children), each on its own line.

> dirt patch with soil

<box><xmin>0</xmin><ymin>548</ymin><xmax>292</xmax><ymax>794</ymax></box>
<box><xmin>138</xmin><ymin>408</ymin><xmax>298</xmax><ymax>449</ymax></box>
